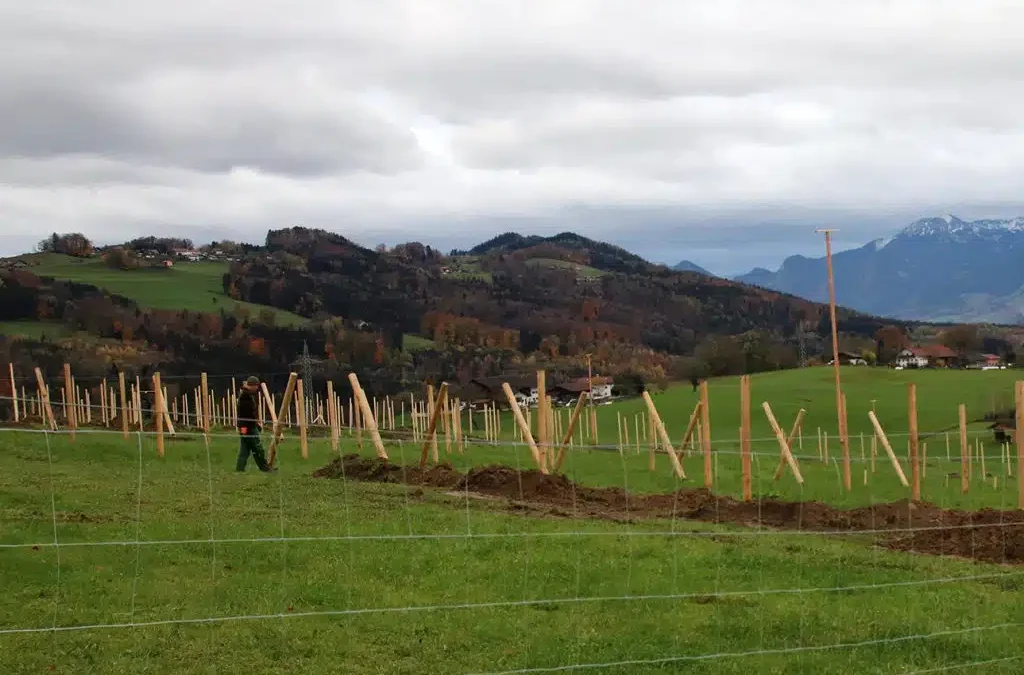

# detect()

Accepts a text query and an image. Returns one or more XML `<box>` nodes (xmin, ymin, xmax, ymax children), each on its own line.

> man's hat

<box><xmin>245</xmin><ymin>376</ymin><xmax>260</xmax><ymax>386</ymax></box>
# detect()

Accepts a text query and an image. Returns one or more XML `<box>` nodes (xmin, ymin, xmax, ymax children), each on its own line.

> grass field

<box><xmin>20</xmin><ymin>254</ymin><xmax>308</xmax><ymax>327</ymax></box>
<box><xmin>526</xmin><ymin>258</ymin><xmax>605</xmax><ymax>278</ymax></box>
<box><xmin>0</xmin><ymin>320</ymin><xmax>71</xmax><ymax>340</ymax></box>
<box><xmin>2</xmin><ymin>367</ymin><xmax>1023</xmax><ymax>673</ymax></box>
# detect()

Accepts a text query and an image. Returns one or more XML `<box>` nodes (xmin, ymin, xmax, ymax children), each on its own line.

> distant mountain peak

<box><xmin>899</xmin><ymin>214</ymin><xmax>1024</xmax><ymax>239</ymax></box>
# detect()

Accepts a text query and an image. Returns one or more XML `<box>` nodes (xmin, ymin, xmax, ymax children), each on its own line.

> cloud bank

<box><xmin>2</xmin><ymin>0</ymin><xmax>1023</xmax><ymax>272</ymax></box>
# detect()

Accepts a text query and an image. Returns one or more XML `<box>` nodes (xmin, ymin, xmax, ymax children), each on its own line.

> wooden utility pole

<box><xmin>817</xmin><ymin>228</ymin><xmax>851</xmax><ymax>491</ymax></box>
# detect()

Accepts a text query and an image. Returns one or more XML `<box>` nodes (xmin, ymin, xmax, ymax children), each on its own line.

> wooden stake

<box><xmin>200</xmin><ymin>372</ymin><xmax>210</xmax><ymax>438</ymax></box>
<box><xmin>841</xmin><ymin>391</ymin><xmax>851</xmax><ymax>491</ymax></box>
<box><xmin>348</xmin><ymin>373</ymin><xmax>388</xmax><ymax>460</ymax></box>
<box><xmin>773</xmin><ymin>408</ymin><xmax>806</xmax><ymax>481</ymax></box>
<box><xmin>641</xmin><ymin>391</ymin><xmax>686</xmax><ymax>478</ymax></box>
<box><xmin>327</xmin><ymin>381</ymin><xmax>339</xmax><ymax>453</ymax></box>
<box><xmin>908</xmin><ymin>383</ymin><xmax>921</xmax><ymax>502</ymax></box>
<box><xmin>537</xmin><ymin>370</ymin><xmax>547</xmax><ymax>461</ymax></box>
<box><xmin>868</xmin><ymin>411</ymin><xmax>909</xmax><ymax>487</ymax></box>
<box><xmin>8</xmin><ymin>363</ymin><xmax>18</xmax><ymax>423</ymax></box>
<box><xmin>501</xmin><ymin>382</ymin><xmax>546</xmax><ymax>473</ymax></box>
<box><xmin>763</xmin><ymin>402</ymin><xmax>803</xmax><ymax>483</ymax></box>
<box><xmin>1017</xmin><ymin>381</ymin><xmax>1024</xmax><ymax>510</ymax></box>
<box><xmin>740</xmin><ymin>375</ymin><xmax>752</xmax><ymax>501</ymax></box>
<box><xmin>554</xmin><ymin>393</ymin><xmax>588</xmax><ymax>472</ymax></box>
<box><xmin>34</xmin><ymin>368</ymin><xmax>57</xmax><ymax>430</ymax></box>
<box><xmin>958</xmin><ymin>407</ymin><xmax>966</xmax><ymax>495</ymax></box>
<box><xmin>699</xmin><ymin>380</ymin><xmax>712</xmax><ymax>488</ymax></box>
<box><xmin>153</xmin><ymin>373</ymin><xmax>165</xmax><ymax>457</ymax></box>
<box><xmin>678</xmin><ymin>402</ymin><xmax>702</xmax><ymax>458</ymax></box>
<box><xmin>819</xmin><ymin>228</ymin><xmax>851</xmax><ymax>491</ymax></box>
<box><xmin>426</xmin><ymin>385</ymin><xmax>437</xmax><ymax>462</ymax></box>
<box><xmin>267</xmin><ymin>373</ymin><xmax>298</xmax><ymax>468</ymax></box>
<box><xmin>62</xmin><ymin>363</ymin><xmax>76</xmax><ymax>441</ymax></box>
<box><xmin>296</xmin><ymin>378</ymin><xmax>308</xmax><ymax>460</ymax></box>
<box><xmin>419</xmin><ymin>383</ymin><xmax>448</xmax><ymax>468</ymax></box>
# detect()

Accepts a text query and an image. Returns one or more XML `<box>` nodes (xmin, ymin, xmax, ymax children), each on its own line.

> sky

<box><xmin>3</xmin><ymin>1</ymin><xmax>1024</xmax><ymax>275</ymax></box>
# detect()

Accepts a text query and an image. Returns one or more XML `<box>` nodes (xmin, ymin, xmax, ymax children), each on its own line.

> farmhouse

<box><xmin>466</xmin><ymin>377</ymin><xmax>536</xmax><ymax>407</ymax></box>
<box><xmin>894</xmin><ymin>345</ymin><xmax>958</xmax><ymax>368</ymax></box>
<box><xmin>828</xmin><ymin>351</ymin><xmax>868</xmax><ymax>366</ymax></box>
<box><xmin>550</xmin><ymin>376</ymin><xmax>615</xmax><ymax>402</ymax></box>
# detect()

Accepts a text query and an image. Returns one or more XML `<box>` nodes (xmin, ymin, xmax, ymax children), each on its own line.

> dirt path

<box><xmin>314</xmin><ymin>454</ymin><xmax>1024</xmax><ymax>565</ymax></box>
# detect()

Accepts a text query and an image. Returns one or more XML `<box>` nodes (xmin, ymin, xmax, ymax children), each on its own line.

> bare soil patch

<box><xmin>314</xmin><ymin>455</ymin><xmax>1024</xmax><ymax>564</ymax></box>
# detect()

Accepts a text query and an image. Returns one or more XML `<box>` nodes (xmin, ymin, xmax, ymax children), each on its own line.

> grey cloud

<box><xmin>3</xmin><ymin>1</ymin><xmax>1024</xmax><ymax>269</ymax></box>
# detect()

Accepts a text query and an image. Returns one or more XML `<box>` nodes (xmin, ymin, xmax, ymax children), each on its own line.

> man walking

<box><xmin>236</xmin><ymin>376</ymin><xmax>274</xmax><ymax>472</ymax></box>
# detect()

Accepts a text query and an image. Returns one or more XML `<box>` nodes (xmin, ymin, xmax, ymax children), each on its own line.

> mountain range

<box><xmin>734</xmin><ymin>214</ymin><xmax>1024</xmax><ymax>324</ymax></box>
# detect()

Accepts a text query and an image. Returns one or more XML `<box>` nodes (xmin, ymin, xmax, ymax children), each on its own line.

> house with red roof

<box><xmin>894</xmin><ymin>345</ymin><xmax>958</xmax><ymax>369</ymax></box>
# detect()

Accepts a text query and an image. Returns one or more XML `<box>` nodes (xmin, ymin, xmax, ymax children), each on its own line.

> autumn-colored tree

<box><xmin>940</xmin><ymin>325</ymin><xmax>981</xmax><ymax>359</ymax></box>
<box><xmin>874</xmin><ymin>325</ymin><xmax>909</xmax><ymax>364</ymax></box>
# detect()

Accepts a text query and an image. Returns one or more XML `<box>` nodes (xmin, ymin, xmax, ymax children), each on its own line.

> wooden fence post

<box><xmin>153</xmin><ymin>373</ymin><xmax>165</xmax><ymax>457</ymax></box>
<box><xmin>740</xmin><ymin>375</ymin><xmax>752</xmax><ymax>501</ymax></box>
<box><xmin>908</xmin><ymin>383</ymin><xmax>921</xmax><ymax>502</ymax></box>
<box><xmin>63</xmin><ymin>363</ymin><xmax>76</xmax><ymax>441</ymax></box>
<box><xmin>699</xmin><ymin>380</ymin><xmax>712</xmax><ymax>487</ymax></box>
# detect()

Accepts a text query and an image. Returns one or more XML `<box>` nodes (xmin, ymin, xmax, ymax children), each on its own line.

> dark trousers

<box><xmin>236</xmin><ymin>426</ymin><xmax>270</xmax><ymax>471</ymax></box>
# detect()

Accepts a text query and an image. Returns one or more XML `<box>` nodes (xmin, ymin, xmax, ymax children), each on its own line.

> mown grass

<box><xmin>0</xmin><ymin>320</ymin><xmax>71</xmax><ymax>341</ymax></box>
<box><xmin>526</xmin><ymin>258</ymin><xmax>605</xmax><ymax>278</ymax></box>
<box><xmin>19</xmin><ymin>253</ymin><xmax>308</xmax><ymax>327</ymax></box>
<box><xmin>0</xmin><ymin>421</ymin><xmax>1022</xmax><ymax>674</ymax></box>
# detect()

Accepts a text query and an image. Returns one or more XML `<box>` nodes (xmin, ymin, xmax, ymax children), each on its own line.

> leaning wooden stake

<box><xmin>773</xmin><ymin>408</ymin><xmax>806</xmax><ymax>480</ymax></box>
<box><xmin>678</xmin><ymin>402</ymin><xmax>702</xmax><ymax>457</ymax></box>
<box><xmin>554</xmin><ymin>392</ymin><xmax>588</xmax><ymax>473</ymax></box>
<box><xmin>908</xmin><ymin>383</ymin><xmax>921</xmax><ymax>502</ymax></box>
<box><xmin>267</xmin><ymin>373</ymin><xmax>298</xmax><ymax>468</ymax></box>
<box><xmin>348</xmin><ymin>373</ymin><xmax>388</xmax><ymax>460</ymax></box>
<box><xmin>868</xmin><ymin>411</ymin><xmax>910</xmax><ymax>488</ymax></box>
<box><xmin>34</xmin><ymin>368</ymin><xmax>58</xmax><ymax>430</ymax></box>
<box><xmin>763</xmin><ymin>402</ymin><xmax>804</xmax><ymax>484</ymax></box>
<box><xmin>699</xmin><ymin>380</ymin><xmax>713</xmax><ymax>487</ymax></box>
<box><xmin>419</xmin><ymin>383</ymin><xmax>449</xmax><ymax>468</ymax></box>
<box><xmin>640</xmin><ymin>391</ymin><xmax>686</xmax><ymax>478</ymax></box>
<box><xmin>501</xmin><ymin>382</ymin><xmax>546</xmax><ymax>473</ymax></box>
<box><xmin>259</xmin><ymin>382</ymin><xmax>279</xmax><ymax>435</ymax></box>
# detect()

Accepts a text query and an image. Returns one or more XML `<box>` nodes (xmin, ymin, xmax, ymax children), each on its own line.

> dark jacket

<box><xmin>237</xmin><ymin>389</ymin><xmax>260</xmax><ymax>429</ymax></box>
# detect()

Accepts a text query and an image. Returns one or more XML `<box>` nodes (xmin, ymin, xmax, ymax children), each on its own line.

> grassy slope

<box><xmin>0</xmin><ymin>320</ymin><xmax>70</xmax><ymax>340</ymax></box>
<box><xmin>21</xmin><ymin>253</ymin><xmax>308</xmax><ymax>327</ymax></box>
<box><xmin>0</xmin><ymin>430</ymin><xmax>1020</xmax><ymax>674</ymax></box>
<box><xmin>526</xmin><ymin>257</ymin><xmax>605</xmax><ymax>278</ymax></box>
<box><xmin>382</xmin><ymin>366</ymin><xmax>1021</xmax><ymax>509</ymax></box>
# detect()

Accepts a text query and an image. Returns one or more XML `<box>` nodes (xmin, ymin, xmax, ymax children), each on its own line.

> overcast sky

<box><xmin>3</xmin><ymin>1</ymin><xmax>1024</xmax><ymax>274</ymax></box>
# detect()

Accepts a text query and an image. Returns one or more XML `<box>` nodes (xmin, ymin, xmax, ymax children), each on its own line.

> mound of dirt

<box><xmin>315</xmin><ymin>455</ymin><xmax>1024</xmax><ymax>565</ymax></box>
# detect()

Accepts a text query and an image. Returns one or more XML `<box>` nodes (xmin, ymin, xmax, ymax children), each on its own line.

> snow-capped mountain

<box><xmin>733</xmin><ymin>215</ymin><xmax>1024</xmax><ymax>323</ymax></box>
